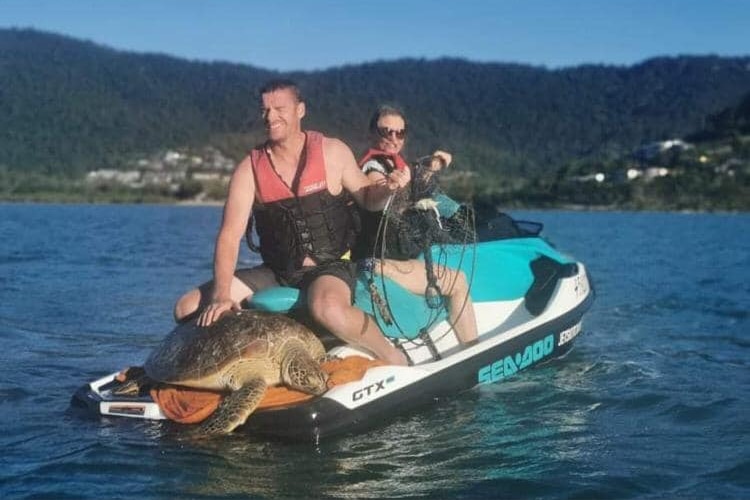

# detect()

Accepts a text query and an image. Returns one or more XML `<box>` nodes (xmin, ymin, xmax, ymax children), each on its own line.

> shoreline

<box><xmin>1</xmin><ymin>198</ymin><xmax>747</xmax><ymax>214</ymax></box>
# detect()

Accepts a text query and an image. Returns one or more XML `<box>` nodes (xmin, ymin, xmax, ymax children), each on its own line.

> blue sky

<box><xmin>2</xmin><ymin>0</ymin><xmax>748</xmax><ymax>71</ymax></box>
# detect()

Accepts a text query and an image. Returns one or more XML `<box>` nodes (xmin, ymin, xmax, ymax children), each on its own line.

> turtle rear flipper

<box><xmin>112</xmin><ymin>366</ymin><xmax>152</xmax><ymax>396</ymax></box>
<box><xmin>197</xmin><ymin>378</ymin><xmax>267</xmax><ymax>435</ymax></box>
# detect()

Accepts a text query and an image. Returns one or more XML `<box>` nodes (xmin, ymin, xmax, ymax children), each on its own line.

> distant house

<box><xmin>571</xmin><ymin>172</ymin><xmax>606</xmax><ymax>183</ymax></box>
<box><xmin>142</xmin><ymin>170</ymin><xmax>185</xmax><ymax>185</ymax></box>
<box><xmin>163</xmin><ymin>150</ymin><xmax>183</xmax><ymax>165</ymax></box>
<box><xmin>191</xmin><ymin>171</ymin><xmax>227</xmax><ymax>182</ymax></box>
<box><xmin>643</xmin><ymin>167</ymin><xmax>670</xmax><ymax>180</ymax></box>
<box><xmin>86</xmin><ymin>169</ymin><xmax>140</xmax><ymax>184</ymax></box>
<box><xmin>622</xmin><ymin>166</ymin><xmax>670</xmax><ymax>182</ymax></box>
<box><xmin>84</xmin><ymin>146</ymin><xmax>235</xmax><ymax>191</ymax></box>
<box><xmin>716</xmin><ymin>158</ymin><xmax>743</xmax><ymax>176</ymax></box>
<box><xmin>634</xmin><ymin>138</ymin><xmax>692</xmax><ymax>162</ymax></box>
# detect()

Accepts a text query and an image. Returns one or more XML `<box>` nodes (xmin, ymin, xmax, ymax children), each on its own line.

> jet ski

<box><xmin>71</xmin><ymin>213</ymin><xmax>594</xmax><ymax>441</ymax></box>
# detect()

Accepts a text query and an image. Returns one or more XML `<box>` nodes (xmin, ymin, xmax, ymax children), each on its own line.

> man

<box><xmin>173</xmin><ymin>79</ymin><xmax>410</xmax><ymax>365</ymax></box>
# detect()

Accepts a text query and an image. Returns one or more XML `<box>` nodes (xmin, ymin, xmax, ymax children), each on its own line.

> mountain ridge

<box><xmin>2</xmin><ymin>28</ymin><xmax>749</xmax><ymax>180</ymax></box>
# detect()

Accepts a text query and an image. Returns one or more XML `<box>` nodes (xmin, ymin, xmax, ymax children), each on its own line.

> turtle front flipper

<box><xmin>196</xmin><ymin>378</ymin><xmax>267</xmax><ymax>436</ymax></box>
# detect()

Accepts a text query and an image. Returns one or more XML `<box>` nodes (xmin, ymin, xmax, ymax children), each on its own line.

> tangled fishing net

<box><xmin>362</xmin><ymin>156</ymin><xmax>478</xmax><ymax>346</ymax></box>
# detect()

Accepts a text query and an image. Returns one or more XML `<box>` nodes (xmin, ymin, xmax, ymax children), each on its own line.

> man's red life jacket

<box><xmin>249</xmin><ymin>131</ymin><xmax>357</xmax><ymax>278</ymax></box>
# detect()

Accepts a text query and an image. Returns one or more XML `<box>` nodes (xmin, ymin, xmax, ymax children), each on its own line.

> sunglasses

<box><xmin>377</xmin><ymin>126</ymin><xmax>407</xmax><ymax>140</ymax></box>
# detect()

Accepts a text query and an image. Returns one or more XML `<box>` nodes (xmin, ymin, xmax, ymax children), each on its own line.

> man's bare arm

<box><xmin>326</xmin><ymin>138</ymin><xmax>409</xmax><ymax>211</ymax></box>
<box><xmin>198</xmin><ymin>156</ymin><xmax>255</xmax><ymax>326</ymax></box>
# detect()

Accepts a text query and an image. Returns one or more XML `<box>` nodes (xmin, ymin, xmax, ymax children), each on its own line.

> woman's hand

<box><xmin>386</xmin><ymin>166</ymin><xmax>411</xmax><ymax>190</ymax></box>
<box><xmin>430</xmin><ymin>150</ymin><xmax>452</xmax><ymax>171</ymax></box>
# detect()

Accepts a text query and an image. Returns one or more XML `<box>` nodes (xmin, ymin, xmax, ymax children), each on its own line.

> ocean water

<box><xmin>0</xmin><ymin>204</ymin><xmax>748</xmax><ymax>499</ymax></box>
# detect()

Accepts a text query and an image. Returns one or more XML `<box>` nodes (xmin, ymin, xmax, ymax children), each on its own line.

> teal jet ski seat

<box><xmin>248</xmin><ymin>237</ymin><xmax>574</xmax><ymax>339</ymax></box>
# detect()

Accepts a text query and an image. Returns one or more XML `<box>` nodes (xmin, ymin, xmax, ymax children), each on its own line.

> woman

<box><xmin>355</xmin><ymin>104</ymin><xmax>478</xmax><ymax>345</ymax></box>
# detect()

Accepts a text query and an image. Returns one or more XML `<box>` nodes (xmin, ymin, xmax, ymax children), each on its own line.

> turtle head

<box><xmin>282</xmin><ymin>349</ymin><xmax>329</xmax><ymax>396</ymax></box>
<box><xmin>294</xmin><ymin>367</ymin><xmax>328</xmax><ymax>396</ymax></box>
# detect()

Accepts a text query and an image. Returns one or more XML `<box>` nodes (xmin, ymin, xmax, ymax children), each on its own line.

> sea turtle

<box><xmin>143</xmin><ymin>309</ymin><xmax>328</xmax><ymax>435</ymax></box>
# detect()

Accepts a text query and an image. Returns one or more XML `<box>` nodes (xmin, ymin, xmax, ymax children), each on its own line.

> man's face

<box><xmin>261</xmin><ymin>88</ymin><xmax>305</xmax><ymax>142</ymax></box>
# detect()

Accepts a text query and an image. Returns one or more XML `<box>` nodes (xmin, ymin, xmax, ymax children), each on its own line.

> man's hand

<box><xmin>197</xmin><ymin>299</ymin><xmax>240</xmax><ymax>327</ymax></box>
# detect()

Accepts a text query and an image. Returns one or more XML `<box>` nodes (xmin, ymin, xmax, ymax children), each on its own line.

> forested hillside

<box><xmin>0</xmin><ymin>29</ymin><xmax>274</xmax><ymax>174</ymax></box>
<box><xmin>2</xmin><ymin>28</ymin><xmax>750</xmax><ymax>184</ymax></box>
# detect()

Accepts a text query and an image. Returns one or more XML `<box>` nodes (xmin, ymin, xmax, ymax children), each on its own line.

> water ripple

<box><xmin>2</xmin><ymin>206</ymin><xmax>749</xmax><ymax>499</ymax></box>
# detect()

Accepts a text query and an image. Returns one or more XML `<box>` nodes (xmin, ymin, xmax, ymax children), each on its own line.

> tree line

<box><xmin>1</xmin><ymin>28</ymin><xmax>749</xmax><ymax>209</ymax></box>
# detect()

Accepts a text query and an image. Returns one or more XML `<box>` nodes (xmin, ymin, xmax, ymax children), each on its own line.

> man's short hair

<box><xmin>259</xmin><ymin>79</ymin><xmax>303</xmax><ymax>103</ymax></box>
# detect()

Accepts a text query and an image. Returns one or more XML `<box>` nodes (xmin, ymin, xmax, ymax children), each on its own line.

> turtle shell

<box><xmin>144</xmin><ymin>310</ymin><xmax>324</xmax><ymax>387</ymax></box>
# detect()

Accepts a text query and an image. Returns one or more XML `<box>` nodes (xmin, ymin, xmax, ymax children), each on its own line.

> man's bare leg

<box><xmin>307</xmin><ymin>275</ymin><xmax>408</xmax><ymax>366</ymax></box>
<box><xmin>172</xmin><ymin>266</ymin><xmax>277</xmax><ymax>322</ymax></box>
